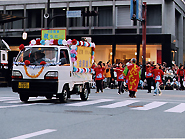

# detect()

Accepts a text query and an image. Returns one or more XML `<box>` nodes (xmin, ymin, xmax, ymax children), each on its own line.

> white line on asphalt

<box><xmin>164</xmin><ymin>103</ymin><xmax>185</xmax><ymax>113</ymax></box>
<box><xmin>131</xmin><ymin>101</ymin><xmax>167</xmax><ymax>110</ymax></box>
<box><xmin>0</xmin><ymin>97</ymin><xmax>18</xmax><ymax>102</ymax></box>
<box><xmin>65</xmin><ymin>99</ymin><xmax>114</xmax><ymax>106</ymax></box>
<box><xmin>9</xmin><ymin>129</ymin><xmax>57</xmax><ymax>139</ymax></box>
<box><xmin>0</xmin><ymin>104</ymin><xmax>36</xmax><ymax>109</ymax></box>
<box><xmin>98</xmin><ymin>100</ymin><xmax>140</xmax><ymax>108</ymax></box>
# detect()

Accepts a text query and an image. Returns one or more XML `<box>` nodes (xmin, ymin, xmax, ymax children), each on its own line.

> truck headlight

<box><xmin>12</xmin><ymin>70</ymin><xmax>23</xmax><ymax>79</ymax></box>
<box><xmin>44</xmin><ymin>71</ymin><xmax>58</xmax><ymax>79</ymax></box>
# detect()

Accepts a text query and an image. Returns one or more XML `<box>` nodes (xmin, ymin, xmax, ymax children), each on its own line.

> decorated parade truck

<box><xmin>12</xmin><ymin>38</ymin><xmax>95</xmax><ymax>102</ymax></box>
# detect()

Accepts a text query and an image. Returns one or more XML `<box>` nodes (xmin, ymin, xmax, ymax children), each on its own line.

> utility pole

<box><xmin>141</xmin><ymin>2</ymin><xmax>147</xmax><ymax>80</ymax></box>
<box><xmin>47</xmin><ymin>0</ymin><xmax>50</xmax><ymax>29</ymax></box>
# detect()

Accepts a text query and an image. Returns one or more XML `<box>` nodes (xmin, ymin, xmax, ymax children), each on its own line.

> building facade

<box><xmin>0</xmin><ymin>0</ymin><xmax>185</xmax><ymax>66</ymax></box>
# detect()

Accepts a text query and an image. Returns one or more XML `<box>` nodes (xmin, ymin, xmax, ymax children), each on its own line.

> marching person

<box><xmin>177</xmin><ymin>65</ymin><xmax>184</xmax><ymax>91</ymax></box>
<box><xmin>152</xmin><ymin>63</ymin><xmax>164</xmax><ymax>96</ymax></box>
<box><xmin>123</xmin><ymin>58</ymin><xmax>141</xmax><ymax>98</ymax></box>
<box><xmin>93</xmin><ymin>61</ymin><xmax>105</xmax><ymax>93</ymax></box>
<box><xmin>114</xmin><ymin>62</ymin><xmax>124</xmax><ymax>94</ymax></box>
<box><xmin>146</xmin><ymin>62</ymin><xmax>154</xmax><ymax>93</ymax></box>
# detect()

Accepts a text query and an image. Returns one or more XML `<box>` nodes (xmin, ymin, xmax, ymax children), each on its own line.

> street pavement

<box><xmin>0</xmin><ymin>87</ymin><xmax>185</xmax><ymax>139</ymax></box>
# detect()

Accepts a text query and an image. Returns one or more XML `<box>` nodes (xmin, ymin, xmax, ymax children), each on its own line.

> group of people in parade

<box><xmin>92</xmin><ymin>59</ymin><xmax>185</xmax><ymax>98</ymax></box>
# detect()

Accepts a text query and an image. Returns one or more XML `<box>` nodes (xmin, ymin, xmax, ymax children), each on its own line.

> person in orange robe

<box><xmin>123</xmin><ymin>58</ymin><xmax>141</xmax><ymax>98</ymax></box>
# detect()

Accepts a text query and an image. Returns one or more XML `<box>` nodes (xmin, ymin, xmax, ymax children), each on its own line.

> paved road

<box><xmin>0</xmin><ymin>87</ymin><xmax>185</xmax><ymax>139</ymax></box>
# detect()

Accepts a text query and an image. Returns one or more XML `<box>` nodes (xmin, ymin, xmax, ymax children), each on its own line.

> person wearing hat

<box><xmin>123</xmin><ymin>58</ymin><xmax>141</xmax><ymax>98</ymax></box>
<box><xmin>94</xmin><ymin>61</ymin><xmax>105</xmax><ymax>93</ymax></box>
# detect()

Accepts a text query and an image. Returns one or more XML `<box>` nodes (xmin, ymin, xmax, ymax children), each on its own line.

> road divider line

<box><xmin>98</xmin><ymin>100</ymin><xmax>140</xmax><ymax>108</ymax></box>
<box><xmin>65</xmin><ymin>99</ymin><xmax>114</xmax><ymax>106</ymax></box>
<box><xmin>131</xmin><ymin>101</ymin><xmax>167</xmax><ymax>110</ymax></box>
<box><xmin>164</xmin><ymin>103</ymin><xmax>185</xmax><ymax>113</ymax></box>
<box><xmin>9</xmin><ymin>129</ymin><xmax>57</xmax><ymax>139</ymax></box>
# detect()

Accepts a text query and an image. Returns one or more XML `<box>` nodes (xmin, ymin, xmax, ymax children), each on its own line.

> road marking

<box><xmin>65</xmin><ymin>99</ymin><xmax>114</xmax><ymax>106</ymax></box>
<box><xmin>9</xmin><ymin>129</ymin><xmax>57</xmax><ymax>139</ymax></box>
<box><xmin>164</xmin><ymin>103</ymin><xmax>185</xmax><ymax>113</ymax></box>
<box><xmin>0</xmin><ymin>97</ymin><xmax>18</xmax><ymax>102</ymax></box>
<box><xmin>131</xmin><ymin>101</ymin><xmax>167</xmax><ymax>110</ymax></box>
<box><xmin>0</xmin><ymin>104</ymin><xmax>35</xmax><ymax>109</ymax></box>
<box><xmin>98</xmin><ymin>100</ymin><xmax>140</xmax><ymax>108</ymax></box>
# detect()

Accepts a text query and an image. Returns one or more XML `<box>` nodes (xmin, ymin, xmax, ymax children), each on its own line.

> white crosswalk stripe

<box><xmin>164</xmin><ymin>103</ymin><xmax>185</xmax><ymax>113</ymax></box>
<box><xmin>0</xmin><ymin>104</ymin><xmax>36</xmax><ymax>109</ymax></box>
<box><xmin>65</xmin><ymin>99</ymin><xmax>114</xmax><ymax>106</ymax></box>
<box><xmin>0</xmin><ymin>97</ymin><xmax>18</xmax><ymax>102</ymax></box>
<box><xmin>98</xmin><ymin>100</ymin><xmax>140</xmax><ymax>108</ymax></box>
<box><xmin>0</xmin><ymin>97</ymin><xmax>185</xmax><ymax>114</ymax></box>
<box><xmin>131</xmin><ymin>101</ymin><xmax>167</xmax><ymax>111</ymax></box>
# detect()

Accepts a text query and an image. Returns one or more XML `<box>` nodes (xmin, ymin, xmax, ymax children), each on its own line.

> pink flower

<box><xmin>71</xmin><ymin>58</ymin><xmax>76</xmax><ymax>62</ymax></box>
<box><xmin>50</xmin><ymin>39</ymin><xmax>54</xmax><ymax>44</ymax></box>
<box><xmin>67</xmin><ymin>39</ymin><xmax>72</xmax><ymax>45</ymax></box>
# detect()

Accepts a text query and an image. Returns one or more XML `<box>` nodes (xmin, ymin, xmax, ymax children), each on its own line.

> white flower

<box><xmin>31</xmin><ymin>39</ymin><xmax>36</xmax><ymax>45</ymax></box>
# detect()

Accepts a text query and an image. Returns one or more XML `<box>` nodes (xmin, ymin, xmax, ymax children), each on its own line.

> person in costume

<box><xmin>123</xmin><ymin>58</ymin><xmax>141</xmax><ymax>98</ymax></box>
<box><xmin>114</xmin><ymin>62</ymin><xmax>124</xmax><ymax>94</ymax></box>
<box><xmin>94</xmin><ymin>61</ymin><xmax>105</xmax><ymax>93</ymax></box>
<box><xmin>146</xmin><ymin>62</ymin><xmax>154</xmax><ymax>93</ymax></box>
<box><xmin>177</xmin><ymin>65</ymin><xmax>184</xmax><ymax>90</ymax></box>
<box><xmin>152</xmin><ymin>63</ymin><xmax>164</xmax><ymax>96</ymax></box>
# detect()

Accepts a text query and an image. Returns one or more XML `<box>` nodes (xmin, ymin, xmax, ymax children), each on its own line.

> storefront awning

<box><xmin>0</xmin><ymin>13</ymin><xmax>25</xmax><ymax>24</ymax></box>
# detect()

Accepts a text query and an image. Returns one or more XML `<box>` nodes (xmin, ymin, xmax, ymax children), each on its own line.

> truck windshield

<box><xmin>16</xmin><ymin>47</ymin><xmax>58</xmax><ymax>65</ymax></box>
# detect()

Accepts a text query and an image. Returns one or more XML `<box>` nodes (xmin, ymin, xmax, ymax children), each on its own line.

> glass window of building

<box><xmin>53</xmin><ymin>8</ymin><xmax>66</xmax><ymax>27</ymax></box>
<box><xmin>27</xmin><ymin>9</ymin><xmax>42</xmax><ymax>28</ymax></box>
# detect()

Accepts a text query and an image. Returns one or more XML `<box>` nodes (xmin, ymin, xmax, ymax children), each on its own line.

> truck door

<box><xmin>58</xmin><ymin>49</ymin><xmax>72</xmax><ymax>87</ymax></box>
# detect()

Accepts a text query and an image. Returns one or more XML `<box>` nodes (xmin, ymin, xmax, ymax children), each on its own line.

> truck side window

<box><xmin>60</xmin><ymin>49</ymin><xmax>70</xmax><ymax>65</ymax></box>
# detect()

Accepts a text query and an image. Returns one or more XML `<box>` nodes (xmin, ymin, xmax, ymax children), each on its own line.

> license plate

<box><xmin>18</xmin><ymin>82</ymin><xmax>29</xmax><ymax>89</ymax></box>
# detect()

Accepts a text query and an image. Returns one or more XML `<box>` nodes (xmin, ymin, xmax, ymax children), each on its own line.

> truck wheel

<box><xmin>45</xmin><ymin>95</ymin><xmax>53</xmax><ymax>100</ymax></box>
<box><xmin>80</xmin><ymin>84</ymin><xmax>89</xmax><ymax>101</ymax></box>
<box><xmin>59</xmin><ymin>85</ymin><xmax>68</xmax><ymax>103</ymax></box>
<box><xmin>19</xmin><ymin>94</ymin><xmax>29</xmax><ymax>102</ymax></box>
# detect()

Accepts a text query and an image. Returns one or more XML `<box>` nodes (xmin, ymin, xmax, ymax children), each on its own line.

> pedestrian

<box><xmin>152</xmin><ymin>63</ymin><xmax>164</xmax><ymax>96</ymax></box>
<box><xmin>104</xmin><ymin>62</ymin><xmax>111</xmax><ymax>89</ymax></box>
<box><xmin>114</xmin><ymin>62</ymin><xmax>124</xmax><ymax>94</ymax></box>
<box><xmin>177</xmin><ymin>65</ymin><xmax>184</xmax><ymax>90</ymax></box>
<box><xmin>146</xmin><ymin>62</ymin><xmax>154</xmax><ymax>93</ymax></box>
<box><xmin>123</xmin><ymin>58</ymin><xmax>141</xmax><ymax>98</ymax></box>
<box><xmin>93</xmin><ymin>61</ymin><xmax>105</xmax><ymax>93</ymax></box>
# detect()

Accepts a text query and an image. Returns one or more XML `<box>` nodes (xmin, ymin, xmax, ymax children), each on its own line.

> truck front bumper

<box><xmin>12</xmin><ymin>79</ymin><xmax>58</xmax><ymax>96</ymax></box>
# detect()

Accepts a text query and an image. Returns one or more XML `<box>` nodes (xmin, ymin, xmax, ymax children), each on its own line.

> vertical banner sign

<box><xmin>136</xmin><ymin>0</ymin><xmax>143</xmax><ymax>21</ymax></box>
<box><xmin>76</xmin><ymin>46</ymin><xmax>92</xmax><ymax>68</ymax></box>
<box><xmin>130</xmin><ymin>0</ymin><xmax>134</xmax><ymax>20</ymax></box>
<box><xmin>41</xmin><ymin>29</ymin><xmax>66</xmax><ymax>40</ymax></box>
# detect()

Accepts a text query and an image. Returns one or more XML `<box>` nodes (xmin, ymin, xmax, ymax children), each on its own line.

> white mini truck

<box><xmin>12</xmin><ymin>39</ymin><xmax>95</xmax><ymax>102</ymax></box>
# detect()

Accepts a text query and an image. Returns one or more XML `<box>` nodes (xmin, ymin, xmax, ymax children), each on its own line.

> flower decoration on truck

<box><xmin>19</xmin><ymin>44</ymin><xmax>25</xmax><ymax>51</ymax></box>
<box><xmin>24</xmin><ymin>65</ymin><xmax>44</xmax><ymax>78</ymax></box>
<box><xmin>27</xmin><ymin>38</ymin><xmax>95</xmax><ymax>73</ymax></box>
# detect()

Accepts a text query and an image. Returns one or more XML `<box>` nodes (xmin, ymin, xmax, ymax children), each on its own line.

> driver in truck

<box><xmin>34</xmin><ymin>51</ymin><xmax>45</xmax><ymax>64</ymax></box>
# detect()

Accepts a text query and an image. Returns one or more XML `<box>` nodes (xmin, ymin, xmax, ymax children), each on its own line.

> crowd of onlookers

<box><xmin>91</xmin><ymin>60</ymin><xmax>184</xmax><ymax>91</ymax></box>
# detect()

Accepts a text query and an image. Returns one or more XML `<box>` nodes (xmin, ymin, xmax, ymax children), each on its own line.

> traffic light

<box><xmin>89</xmin><ymin>11</ymin><xmax>99</xmax><ymax>16</ymax></box>
<box><xmin>81</xmin><ymin>11</ymin><xmax>98</xmax><ymax>17</ymax></box>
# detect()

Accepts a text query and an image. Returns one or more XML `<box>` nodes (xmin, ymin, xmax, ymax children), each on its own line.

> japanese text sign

<box><xmin>41</xmin><ymin>29</ymin><xmax>66</xmax><ymax>40</ymax></box>
<box><xmin>76</xmin><ymin>46</ymin><xmax>92</xmax><ymax>68</ymax></box>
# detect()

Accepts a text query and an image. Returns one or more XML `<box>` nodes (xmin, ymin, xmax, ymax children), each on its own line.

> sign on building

<box><xmin>66</xmin><ymin>10</ymin><xmax>81</xmax><ymax>18</ymax></box>
<box><xmin>136</xmin><ymin>0</ymin><xmax>143</xmax><ymax>21</ymax></box>
<box><xmin>130</xmin><ymin>0</ymin><xmax>143</xmax><ymax>21</ymax></box>
<box><xmin>41</xmin><ymin>29</ymin><xmax>66</xmax><ymax>40</ymax></box>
